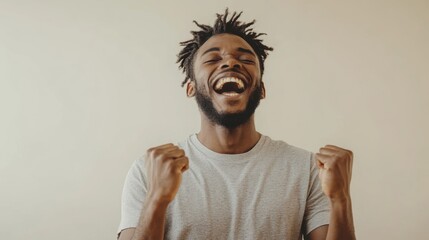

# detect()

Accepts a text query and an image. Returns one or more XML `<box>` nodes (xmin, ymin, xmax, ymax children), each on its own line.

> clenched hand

<box><xmin>145</xmin><ymin>143</ymin><xmax>189</xmax><ymax>204</ymax></box>
<box><xmin>315</xmin><ymin>145</ymin><xmax>353</xmax><ymax>201</ymax></box>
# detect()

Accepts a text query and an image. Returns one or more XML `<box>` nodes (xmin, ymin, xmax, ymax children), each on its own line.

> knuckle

<box><xmin>146</xmin><ymin>147</ymin><xmax>154</xmax><ymax>155</ymax></box>
<box><xmin>147</xmin><ymin>150</ymin><xmax>157</xmax><ymax>159</ymax></box>
<box><xmin>342</xmin><ymin>151</ymin><xmax>351</xmax><ymax>160</ymax></box>
<box><xmin>157</xmin><ymin>153</ymin><xmax>168</xmax><ymax>161</ymax></box>
<box><xmin>333</xmin><ymin>155</ymin><xmax>341</xmax><ymax>161</ymax></box>
<box><xmin>166</xmin><ymin>161</ymin><xmax>176</xmax><ymax>172</ymax></box>
<box><xmin>181</xmin><ymin>157</ymin><xmax>189</xmax><ymax>164</ymax></box>
<box><xmin>152</xmin><ymin>149</ymin><xmax>162</xmax><ymax>157</ymax></box>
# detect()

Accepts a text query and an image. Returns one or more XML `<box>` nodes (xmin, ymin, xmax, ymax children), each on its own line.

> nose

<box><xmin>221</xmin><ymin>56</ymin><xmax>241</xmax><ymax>69</ymax></box>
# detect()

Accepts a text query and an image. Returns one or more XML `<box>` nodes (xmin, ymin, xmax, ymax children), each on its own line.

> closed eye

<box><xmin>241</xmin><ymin>59</ymin><xmax>255</xmax><ymax>64</ymax></box>
<box><xmin>204</xmin><ymin>58</ymin><xmax>221</xmax><ymax>64</ymax></box>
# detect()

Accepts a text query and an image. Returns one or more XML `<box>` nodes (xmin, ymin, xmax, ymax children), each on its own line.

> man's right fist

<box><xmin>144</xmin><ymin>143</ymin><xmax>189</xmax><ymax>204</ymax></box>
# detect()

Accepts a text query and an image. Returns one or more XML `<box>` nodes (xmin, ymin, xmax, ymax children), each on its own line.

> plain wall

<box><xmin>1</xmin><ymin>0</ymin><xmax>428</xmax><ymax>239</ymax></box>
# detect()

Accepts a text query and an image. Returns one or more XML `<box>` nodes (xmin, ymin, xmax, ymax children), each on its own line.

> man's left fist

<box><xmin>315</xmin><ymin>145</ymin><xmax>353</xmax><ymax>200</ymax></box>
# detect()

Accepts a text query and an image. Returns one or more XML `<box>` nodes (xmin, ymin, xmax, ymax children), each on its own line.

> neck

<box><xmin>197</xmin><ymin>114</ymin><xmax>261</xmax><ymax>154</ymax></box>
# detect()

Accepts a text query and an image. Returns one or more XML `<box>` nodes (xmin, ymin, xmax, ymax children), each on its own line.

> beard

<box><xmin>194</xmin><ymin>83</ymin><xmax>263</xmax><ymax>129</ymax></box>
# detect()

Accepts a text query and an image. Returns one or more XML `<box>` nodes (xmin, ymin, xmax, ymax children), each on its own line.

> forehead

<box><xmin>197</xmin><ymin>33</ymin><xmax>255</xmax><ymax>57</ymax></box>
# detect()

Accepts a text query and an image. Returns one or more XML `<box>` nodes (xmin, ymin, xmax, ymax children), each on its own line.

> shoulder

<box><xmin>263</xmin><ymin>135</ymin><xmax>313</xmax><ymax>161</ymax></box>
<box><xmin>123</xmin><ymin>155</ymin><xmax>147</xmax><ymax>187</ymax></box>
<box><xmin>177</xmin><ymin>134</ymin><xmax>196</xmax><ymax>149</ymax></box>
<box><xmin>132</xmin><ymin>155</ymin><xmax>146</xmax><ymax>173</ymax></box>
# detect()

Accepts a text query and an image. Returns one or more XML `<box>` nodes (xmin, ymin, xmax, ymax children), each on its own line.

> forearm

<box><xmin>326</xmin><ymin>197</ymin><xmax>356</xmax><ymax>240</ymax></box>
<box><xmin>131</xmin><ymin>196</ymin><xmax>169</xmax><ymax>240</ymax></box>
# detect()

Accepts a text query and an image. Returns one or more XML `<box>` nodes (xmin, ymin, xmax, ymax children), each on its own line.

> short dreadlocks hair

<box><xmin>177</xmin><ymin>8</ymin><xmax>273</xmax><ymax>87</ymax></box>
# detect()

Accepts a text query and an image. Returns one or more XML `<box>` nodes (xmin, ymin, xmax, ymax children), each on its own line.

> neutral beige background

<box><xmin>1</xmin><ymin>0</ymin><xmax>428</xmax><ymax>239</ymax></box>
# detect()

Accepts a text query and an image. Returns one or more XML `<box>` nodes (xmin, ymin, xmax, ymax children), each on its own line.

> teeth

<box><xmin>214</xmin><ymin>77</ymin><xmax>245</xmax><ymax>91</ymax></box>
<box><xmin>223</xmin><ymin>92</ymin><xmax>239</xmax><ymax>96</ymax></box>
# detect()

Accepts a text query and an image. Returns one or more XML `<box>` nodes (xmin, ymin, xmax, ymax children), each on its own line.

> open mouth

<box><xmin>213</xmin><ymin>77</ymin><xmax>246</xmax><ymax>96</ymax></box>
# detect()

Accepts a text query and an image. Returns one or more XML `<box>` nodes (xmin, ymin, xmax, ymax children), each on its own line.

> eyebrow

<box><xmin>202</xmin><ymin>47</ymin><xmax>220</xmax><ymax>56</ymax></box>
<box><xmin>237</xmin><ymin>47</ymin><xmax>255</xmax><ymax>56</ymax></box>
<box><xmin>201</xmin><ymin>47</ymin><xmax>256</xmax><ymax>57</ymax></box>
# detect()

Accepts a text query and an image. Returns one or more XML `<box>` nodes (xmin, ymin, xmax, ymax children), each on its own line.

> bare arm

<box><xmin>306</xmin><ymin>197</ymin><xmax>355</xmax><ymax>240</ymax></box>
<box><xmin>307</xmin><ymin>145</ymin><xmax>356</xmax><ymax>240</ymax></box>
<box><xmin>129</xmin><ymin>196</ymin><xmax>169</xmax><ymax>240</ymax></box>
<box><xmin>118</xmin><ymin>144</ymin><xmax>189</xmax><ymax>240</ymax></box>
<box><xmin>118</xmin><ymin>228</ymin><xmax>135</xmax><ymax>240</ymax></box>
<box><xmin>118</xmin><ymin>192</ymin><xmax>170</xmax><ymax>240</ymax></box>
<box><xmin>325</xmin><ymin>197</ymin><xmax>355</xmax><ymax>240</ymax></box>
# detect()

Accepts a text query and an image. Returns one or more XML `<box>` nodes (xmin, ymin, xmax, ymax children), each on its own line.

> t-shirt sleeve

<box><xmin>302</xmin><ymin>152</ymin><xmax>331</xmax><ymax>236</ymax></box>
<box><xmin>117</xmin><ymin>156</ymin><xmax>148</xmax><ymax>236</ymax></box>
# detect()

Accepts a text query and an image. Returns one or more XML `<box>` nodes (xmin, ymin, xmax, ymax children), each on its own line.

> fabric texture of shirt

<box><xmin>118</xmin><ymin>134</ymin><xmax>330</xmax><ymax>239</ymax></box>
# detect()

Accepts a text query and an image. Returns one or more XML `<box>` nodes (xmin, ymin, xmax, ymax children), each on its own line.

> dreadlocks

<box><xmin>177</xmin><ymin>8</ymin><xmax>274</xmax><ymax>87</ymax></box>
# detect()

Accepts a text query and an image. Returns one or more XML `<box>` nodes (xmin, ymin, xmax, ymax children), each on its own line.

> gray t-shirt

<box><xmin>118</xmin><ymin>134</ymin><xmax>330</xmax><ymax>239</ymax></box>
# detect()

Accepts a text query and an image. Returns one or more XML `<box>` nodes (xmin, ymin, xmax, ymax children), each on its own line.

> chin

<box><xmin>220</xmin><ymin>108</ymin><xmax>247</xmax><ymax>115</ymax></box>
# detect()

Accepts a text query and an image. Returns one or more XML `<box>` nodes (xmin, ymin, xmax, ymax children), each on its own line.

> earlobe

<box><xmin>186</xmin><ymin>81</ymin><xmax>196</xmax><ymax>97</ymax></box>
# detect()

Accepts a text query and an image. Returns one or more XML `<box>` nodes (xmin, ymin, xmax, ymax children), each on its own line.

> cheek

<box><xmin>249</xmin><ymin>67</ymin><xmax>262</xmax><ymax>87</ymax></box>
<box><xmin>194</xmin><ymin>70</ymin><xmax>205</xmax><ymax>82</ymax></box>
<box><xmin>193</xmin><ymin>64</ymin><xmax>209</xmax><ymax>81</ymax></box>
<box><xmin>254</xmin><ymin>60</ymin><xmax>262</xmax><ymax>76</ymax></box>
<box><xmin>194</xmin><ymin>66</ymin><xmax>216</xmax><ymax>90</ymax></box>
<box><xmin>194</xmin><ymin>79</ymin><xmax>210</xmax><ymax>96</ymax></box>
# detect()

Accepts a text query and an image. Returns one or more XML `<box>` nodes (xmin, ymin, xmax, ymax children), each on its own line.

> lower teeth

<box><xmin>223</xmin><ymin>92</ymin><xmax>239</xmax><ymax>96</ymax></box>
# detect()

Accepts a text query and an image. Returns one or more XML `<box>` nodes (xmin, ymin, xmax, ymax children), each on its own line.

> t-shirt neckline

<box><xmin>189</xmin><ymin>133</ymin><xmax>268</xmax><ymax>163</ymax></box>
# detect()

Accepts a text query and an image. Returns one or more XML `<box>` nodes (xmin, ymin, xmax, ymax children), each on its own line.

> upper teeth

<box><xmin>214</xmin><ymin>77</ymin><xmax>245</xmax><ymax>91</ymax></box>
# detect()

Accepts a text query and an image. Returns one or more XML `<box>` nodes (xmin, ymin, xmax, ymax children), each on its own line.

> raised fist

<box><xmin>145</xmin><ymin>143</ymin><xmax>189</xmax><ymax>203</ymax></box>
<box><xmin>315</xmin><ymin>145</ymin><xmax>353</xmax><ymax>201</ymax></box>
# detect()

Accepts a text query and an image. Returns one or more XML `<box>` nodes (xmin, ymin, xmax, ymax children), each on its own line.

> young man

<box><xmin>118</xmin><ymin>9</ymin><xmax>356</xmax><ymax>240</ymax></box>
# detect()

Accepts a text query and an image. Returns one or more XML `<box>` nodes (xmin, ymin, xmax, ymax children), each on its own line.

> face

<box><xmin>188</xmin><ymin>33</ymin><xmax>265</xmax><ymax>128</ymax></box>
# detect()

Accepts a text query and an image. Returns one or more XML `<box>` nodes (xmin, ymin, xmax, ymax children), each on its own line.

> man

<box><xmin>118</xmin><ymin>9</ymin><xmax>356</xmax><ymax>240</ymax></box>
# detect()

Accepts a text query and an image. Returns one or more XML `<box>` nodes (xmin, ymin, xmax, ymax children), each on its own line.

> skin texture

<box><xmin>188</xmin><ymin>34</ymin><xmax>265</xmax><ymax>154</ymax></box>
<box><xmin>194</xmin><ymin>79</ymin><xmax>263</xmax><ymax>130</ymax></box>
<box><xmin>119</xmin><ymin>33</ymin><xmax>356</xmax><ymax>240</ymax></box>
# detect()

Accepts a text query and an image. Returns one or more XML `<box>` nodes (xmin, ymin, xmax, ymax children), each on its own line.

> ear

<box><xmin>260</xmin><ymin>81</ymin><xmax>266</xmax><ymax>99</ymax></box>
<box><xmin>186</xmin><ymin>81</ymin><xmax>196</xmax><ymax>97</ymax></box>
